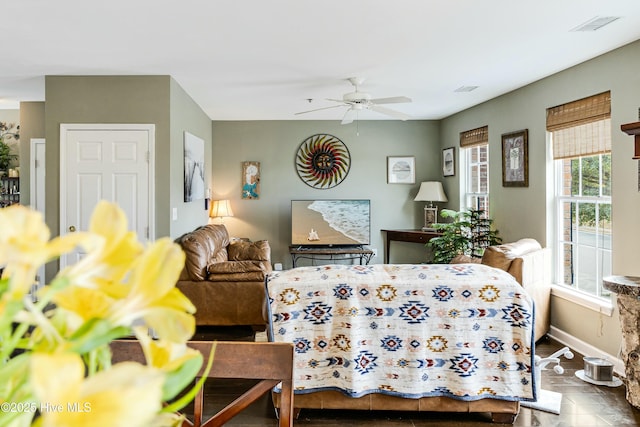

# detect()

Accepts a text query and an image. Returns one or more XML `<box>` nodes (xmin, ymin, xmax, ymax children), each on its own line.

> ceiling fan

<box><xmin>295</xmin><ymin>77</ymin><xmax>412</xmax><ymax>124</ymax></box>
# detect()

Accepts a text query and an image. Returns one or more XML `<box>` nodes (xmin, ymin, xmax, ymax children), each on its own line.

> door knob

<box><xmin>69</xmin><ymin>225</ymin><xmax>76</xmax><ymax>232</ymax></box>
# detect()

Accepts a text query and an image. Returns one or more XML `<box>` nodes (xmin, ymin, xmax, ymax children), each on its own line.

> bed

<box><xmin>265</xmin><ymin>262</ymin><xmax>537</xmax><ymax>423</ymax></box>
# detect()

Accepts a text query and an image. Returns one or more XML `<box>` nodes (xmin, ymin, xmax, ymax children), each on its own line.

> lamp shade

<box><xmin>209</xmin><ymin>199</ymin><xmax>234</xmax><ymax>218</ymax></box>
<box><xmin>414</xmin><ymin>181</ymin><xmax>448</xmax><ymax>202</ymax></box>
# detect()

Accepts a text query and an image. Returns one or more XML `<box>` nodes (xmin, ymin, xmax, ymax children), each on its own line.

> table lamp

<box><xmin>209</xmin><ymin>199</ymin><xmax>234</xmax><ymax>223</ymax></box>
<box><xmin>414</xmin><ymin>181</ymin><xmax>448</xmax><ymax>231</ymax></box>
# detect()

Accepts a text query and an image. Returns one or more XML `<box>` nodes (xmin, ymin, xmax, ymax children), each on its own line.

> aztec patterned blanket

<box><xmin>265</xmin><ymin>263</ymin><xmax>536</xmax><ymax>402</ymax></box>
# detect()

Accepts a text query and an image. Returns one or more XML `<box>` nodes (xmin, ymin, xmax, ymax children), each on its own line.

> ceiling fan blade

<box><xmin>341</xmin><ymin>108</ymin><xmax>356</xmax><ymax>125</ymax></box>
<box><xmin>295</xmin><ymin>104</ymin><xmax>345</xmax><ymax>115</ymax></box>
<box><xmin>369</xmin><ymin>104</ymin><xmax>412</xmax><ymax>121</ymax></box>
<box><xmin>370</xmin><ymin>96</ymin><xmax>412</xmax><ymax>105</ymax></box>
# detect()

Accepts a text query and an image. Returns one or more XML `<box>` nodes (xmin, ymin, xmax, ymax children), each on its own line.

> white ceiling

<box><xmin>2</xmin><ymin>1</ymin><xmax>640</xmax><ymax>121</ymax></box>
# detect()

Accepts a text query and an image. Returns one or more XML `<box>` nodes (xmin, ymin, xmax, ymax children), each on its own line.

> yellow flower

<box><xmin>135</xmin><ymin>328</ymin><xmax>204</xmax><ymax>401</ymax></box>
<box><xmin>54</xmin><ymin>238</ymin><xmax>194</xmax><ymax>344</ymax></box>
<box><xmin>135</xmin><ymin>327</ymin><xmax>199</xmax><ymax>372</ymax></box>
<box><xmin>0</xmin><ymin>205</ymin><xmax>86</xmax><ymax>300</ymax></box>
<box><xmin>59</xmin><ymin>200</ymin><xmax>143</xmax><ymax>290</ymax></box>
<box><xmin>30</xmin><ymin>352</ymin><xmax>166</xmax><ymax>427</ymax></box>
<box><xmin>2</xmin><ymin>201</ymin><xmax>202</xmax><ymax>427</ymax></box>
<box><xmin>108</xmin><ymin>238</ymin><xmax>195</xmax><ymax>342</ymax></box>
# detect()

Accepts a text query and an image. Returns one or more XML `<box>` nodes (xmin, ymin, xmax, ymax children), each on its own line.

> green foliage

<box><xmin>570</xmin><ymin>154</ymin><xmax>611</xmax><ymax>227</ymax></box>
<box><xmin>0</xmin><ymin>121</ymin><xmax>19</xmax><ymax>172</ymax></box>
<box><xmin>427</xmin><ymin>208</ymin><xmax>502</xmax><ymax>264</ymax></box>
<box><xmin>0</xmin><ymin>138</ymin><xmax>17</xmax><ymax>172</ymax></box>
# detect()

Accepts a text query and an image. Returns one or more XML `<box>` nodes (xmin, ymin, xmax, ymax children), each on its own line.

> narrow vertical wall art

<box><xmin>184</xmin><ymin>131</ymin><xmax>205</xmax><ymax>202</ymax></box>
<box><xmin>242</xmin><ymin>161</ymin><xmax>260</xmax><ymax>199</ymax></box>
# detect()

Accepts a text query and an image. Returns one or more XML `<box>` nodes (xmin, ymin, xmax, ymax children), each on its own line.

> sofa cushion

<box><xmin>208</xmin><ymin>260</ymin><xmax>266</xmax><ymax>274</ymax></box>
<box><xmin>176</xmin><ymin>224</ymin><xmax>230</xmax><ymax>281</ymax></box>
<box><xmin>228</xmin><ymin>240</ymin><xmax>271</xmax><ymax>261</ymax></box>
<box><xmin>481</xmin><ymin>238</ymin><xmax>542</xmax><ymax>274</ymax></box>
<box><xmin>481</xmin><ymin>246</ymin><xmax>514</xmax><ymax>272</ymax></box>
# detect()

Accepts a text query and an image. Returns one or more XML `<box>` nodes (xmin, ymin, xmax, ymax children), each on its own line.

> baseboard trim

<box><xmin>547</xmin><ymin>326</ymin><xmax>625</xmax><ymax>377</ymax></box>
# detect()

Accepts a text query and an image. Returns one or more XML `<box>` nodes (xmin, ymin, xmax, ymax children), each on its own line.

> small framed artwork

<box><xmin>442</xmin><ymin>147</ymin><xmax>455</xmax><ymax>177</ymax></box>
<box><xmin>242</xmin><ymin>161</ymin><xmax>260</xmax><ymax>199</ymax></box>
<box><xmin>501</xmin><ymin>129</ymin><xmax>529</xmax><ymax>187</ymax></box>
<box><xmin>387</xmin><ymin>156</ymin><xmax>415</xmax><ymax>184</ymax></box>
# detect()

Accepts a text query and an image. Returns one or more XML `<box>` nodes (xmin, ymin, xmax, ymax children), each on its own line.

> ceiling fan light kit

<box><xmin>295</xmin><ymin>77</ymin><xmax>412</xmax><ymax>124</ymax></box>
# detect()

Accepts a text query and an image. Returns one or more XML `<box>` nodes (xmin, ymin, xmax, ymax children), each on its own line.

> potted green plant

<box><xmin>427</xmin><ymin>208</ymin><xmax>502</xmax><ymax>264</ymax></box>
<box><xmin>0</xmin><ymin>139</ymin><xmax>17</xmax><ymax>173</ymax></box>
<box><xmin>0</xmin><ymin>121</ymin><xmax>19</xmax><ymax>173</ymax></box>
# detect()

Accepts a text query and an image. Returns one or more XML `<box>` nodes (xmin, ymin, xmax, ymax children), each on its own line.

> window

<box><xmin>460</xmin><ymin>126</ymin><xmax>489</xmax><ymax>214</ymax></box>
<box><xmin>547</xmin><ymin>92</ymin><xmax>612</xmax><ymax>300</ymax></box>
<box><xmin>465</xmin><ymin>144</ymin><xmax>489</xmax><ymax>212</ymax></box>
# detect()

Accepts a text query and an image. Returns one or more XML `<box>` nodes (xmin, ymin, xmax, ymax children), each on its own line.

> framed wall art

<box><xmin>387</xmin><ymin>156</ymin><xmax>415</xmax><ymax>184</ymax></box>
<box><xmin>442</xmin><ymin>147</ymin><xmax>455</xmax><ymax>177</ymax></box>
<box><xmin>295</xmin><ymin>134</ymin><xmax>351</xmax><ymax>189</ymax></box>
<box><xmin>501</xmin><ymin>129</ymin><xmax>529</xmax><ymax>187</ymax></box>
<box><xmin>183</xmin><ymin>131</ymin><xmax>205</xmax><ymax>202</ymax></box>
<box><xmin>242</xmin><ymin>161</ymin><xmax>260</xmax><ymax>199</ymax></box>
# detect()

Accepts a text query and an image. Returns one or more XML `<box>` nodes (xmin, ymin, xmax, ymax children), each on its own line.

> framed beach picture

<box><xmin>501</xmin><ymin>129</ymin><xmax>529</xmax><ymax>187</ymax></box>
<box><xmin>242</xmin><ymin>161</ymin><xmax>260</xmax><ymax>199</ymax></box>
<box><xmin>387</xmin><ymin>156</ymin><xmax>415</xmax><ymax>184</ymax></box>
<box><xmin>442</xmin><ymin>147</ymin><xmax>455</xmax><ymax>177</ymax></box>
<box><xmin>183</xmin><ymin>132</ymin><xmax>205</xmax><ymax>202</ymax></box>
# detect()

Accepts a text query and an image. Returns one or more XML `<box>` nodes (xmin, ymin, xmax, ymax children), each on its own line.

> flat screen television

<box><xmin>291</xmin><ymin>199</ymin><xmax>371</xmax><ymax>246</ymax></box>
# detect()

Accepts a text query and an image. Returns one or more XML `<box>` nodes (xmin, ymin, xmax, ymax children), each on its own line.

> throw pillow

<box><xmin>228</xmin><ymin>240</ymin><xmax>270</xmax><ymax>261</ymax></box>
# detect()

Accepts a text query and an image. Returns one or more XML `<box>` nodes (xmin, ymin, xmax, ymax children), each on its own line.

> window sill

<box><xmin>550</xmin><ymin>284</ymin><xmax>614</xmax><ymax>316</ymax></box>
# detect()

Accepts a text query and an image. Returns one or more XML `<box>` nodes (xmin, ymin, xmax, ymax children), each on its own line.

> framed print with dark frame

<box><xmin>442</xmin><ymin>147</ymin><xmax>455</xmax><ymax>177</ymax></box>
<box><xmin>387</xmin><ymin>156</ymin><xmax>415</xmax><ymax>184</ymax></box>
<box><xmin>501</xmin><ymin>129</ymin><xmax>529</xmax><ymax>187</ymax></box>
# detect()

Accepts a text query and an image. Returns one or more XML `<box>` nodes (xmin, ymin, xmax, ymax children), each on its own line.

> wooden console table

<box><xmin>289</xmin><ymin>245</ymin><xmax>374</xmax><ymax>268</ymax></box>
<box><xmin>381</xmin><ymin>229</ymin><xmax>442</xmax><ymax>263</ymax></box>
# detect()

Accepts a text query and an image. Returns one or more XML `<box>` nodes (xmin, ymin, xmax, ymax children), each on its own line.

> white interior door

<box><xmin>60</xmin><ymin>124</ymin><xmax>155</xmax><ymax>268</ymax></box>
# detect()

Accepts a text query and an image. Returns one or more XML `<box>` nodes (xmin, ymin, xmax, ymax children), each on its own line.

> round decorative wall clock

<box><xmin>295</xmin><ymin>134</ymin><xmax>351</xmax><ymax>189</ymax></box>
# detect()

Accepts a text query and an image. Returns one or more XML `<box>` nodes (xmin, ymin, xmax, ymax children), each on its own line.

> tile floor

<box><xmin>181</xmin><ymin>329</ymin><xmax>640</xmax><ymax>426</ymax></box>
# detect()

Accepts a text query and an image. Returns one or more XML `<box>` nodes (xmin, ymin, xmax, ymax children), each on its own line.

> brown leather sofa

<box><xmin>452</xmin><ymin>238</ymin><xmax>551</xmax><ymax>342</ymax></box>
<box><xmin>175</xmin><ymin>224</ymin><xmax>271</xmax><ymax>330</ymax></box>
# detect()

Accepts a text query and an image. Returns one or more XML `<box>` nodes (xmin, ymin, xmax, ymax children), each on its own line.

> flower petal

<box><xmin>128</xmin><ymin>239</ymin><xmax>185</xmax><ymax>301</ymax></box>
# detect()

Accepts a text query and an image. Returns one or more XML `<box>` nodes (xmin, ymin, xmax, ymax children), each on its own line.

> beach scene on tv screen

<box><xmin>291</xmin><ymin>200</ymin><xmax>370</xmax><ymax>246</ymax></box>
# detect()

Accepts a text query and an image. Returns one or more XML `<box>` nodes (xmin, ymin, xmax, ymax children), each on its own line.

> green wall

<box><xmin>40</xmin><ymin>75</ymin><xmax>212</xmax><ymax>240</ymax></box>
<box><xmin>210</xmin><ymin>120</ymin><xmax>440</xmax><ymax>268</ymax></box>
<box><xmin>44</xmin><ymin>75</ymin><xmax>171</xmax><ymax>238</ymax></box>
<box><xmin>439</xmin><ymin>38</ymin><xmax>640</xmax><ymax>356</ymax></box>
<box><xmin>170</xmin><ymin>78</ymin><xmax>213</xmax><ymax>237</ymax></box>
<box><xmin>18</xmin><ymin>102</ymin><xmax>45</xmax><ymax>205</ymax></box>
